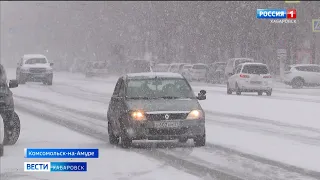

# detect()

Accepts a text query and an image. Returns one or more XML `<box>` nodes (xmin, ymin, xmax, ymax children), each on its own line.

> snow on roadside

<box><xmin>204</xmin><ymin>115</ymin><xmax>320</xmax><ymax>172</ymax></box>
<box><xmin>198</xmin><ymin>92</ymin><xmax>320</xmax><ymax>130</ymax></box>
<box><xmin>1</xmin><ymin>111</ymin><xmax>202</xmax><ymax>180</ymax></box>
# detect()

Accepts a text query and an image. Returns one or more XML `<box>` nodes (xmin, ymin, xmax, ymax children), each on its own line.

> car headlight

<box><xmin>186</xmin><ymin>110</ymin><xmax>204</xmax><ymax>120</ymax></box>
<box><xmin>130</xmin><ymin>110</ymin><xmax>146</xmax><ymax>121</ymax></box>
<box><xmin>47</xmin><ymin>68</ymin><xmax>53</xmax><ymax>73</ymax></box>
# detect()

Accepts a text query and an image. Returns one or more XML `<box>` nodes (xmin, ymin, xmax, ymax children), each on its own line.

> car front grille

<box><xmin>145</xmin><ymin>113</ymin><xmax>188</xmax><ymax>121</ymax></box>
<box><xmin>29</xmin><ymin>68</ymin><xmax>46</xmax><ymax>73</ymax></box>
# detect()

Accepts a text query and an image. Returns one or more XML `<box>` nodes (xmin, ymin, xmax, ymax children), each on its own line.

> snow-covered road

<box><xmin>2</xmin><ymin>68</ymin><xmax>320</xmax><ymax>180</ymax></box>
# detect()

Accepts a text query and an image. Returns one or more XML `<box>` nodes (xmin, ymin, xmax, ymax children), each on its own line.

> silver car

<box><xmin>107</xmin><ymin>72</ymin><xmax>207</xmax><ymax>148</ymax></box>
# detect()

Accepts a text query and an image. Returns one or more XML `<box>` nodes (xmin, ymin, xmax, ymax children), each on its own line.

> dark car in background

<box><xmin>0</xmin><ymin>64</ymin><xmax>21</xmax><ymax>156</ymax></box>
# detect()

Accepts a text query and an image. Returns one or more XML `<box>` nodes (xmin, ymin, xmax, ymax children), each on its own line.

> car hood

<box><xmin>126</xmin><ymin>99</ymin><xmax>201</xmax><ymax>112</ymax></box>
<box><xmin>23</xmin><ymin>64</ymin><xmax>51</xmax><ymax>69</ymax></box>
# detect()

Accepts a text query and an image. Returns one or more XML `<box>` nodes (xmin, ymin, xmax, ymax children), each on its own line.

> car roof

<box><xmin>290</xmin><ymin>64</ymin><xmax>320</xmax><ymax>67</ymax></box>
<box><xmin>126</xmin><ymin>72</ymin><xmax>184</xmax><ymax>79</ymax></box>
<box><xmin>22</xmin><ymin>54</ymin><xmax>47</xmax><ymax>61</ymax></box>
<box><xmin>240</xmin><ymin>62</ymin><xmax>267</xmax><ymax>66</ymax></box>
<box><xmin>229</xmin><ymin>58</ymin><xmax>254</xmax><ymax>62</ymax></box>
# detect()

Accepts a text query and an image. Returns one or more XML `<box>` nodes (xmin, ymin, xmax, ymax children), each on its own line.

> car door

<box><xmin>16</xmin><ymin>58</ymin><xmax>23</xmax><ymax>78</ymax></box>
<box><xmin>310</xmin><ymin>66</ymin><xmax>320</xmax><ymax>84</ymax></box>
<box><xmin>298</xmin><ymin>66</ymin><xmax>316</xmax><ymax>84</ymax></box>
<box><xmin>108</xmin><ymin>78</ymin><xmax>123</xmax><ymax>131</ymax></box>
<box><xmin>229</xmin><ymin>65</ymin><xmax>242</xmax><ymax>88</ymax></box>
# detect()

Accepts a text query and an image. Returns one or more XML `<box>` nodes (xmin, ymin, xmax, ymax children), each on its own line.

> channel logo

<box><xmin>256</xmin><ymin>9</ymin><xmax>296</xmax><ymax>19</ymax></box>
<box><xmin>312</xmin><ymin>19</ymin><xmax>320</xmax><ymax>32</ymax></box>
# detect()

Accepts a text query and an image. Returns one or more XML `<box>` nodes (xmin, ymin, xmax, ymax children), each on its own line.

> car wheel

<box><xmin>47</xmin><ymin>78</ymin><xmax>53</xmax><ymax>86</ymax></box>
<box><xmin>194</xmin><ymin>134</ymin><xmax>206</xmax><ymax>147</ymax></box>
<box><xmin>108</xmin><ymin>122</ymin><xmax>119</xmax><ymax>145</ymax></box>
<box><xmin>291</xmin><ymin>78</ymin><xmax>304</xmax><ymax>89</ymax></box>
<box><xmin>2</xmin><ymin>112</ymin><xmax>20</xmax><ymax>145</ymax></box>
<box><xmin>121</xmin><ymin>134</ymin><xmax>132</xmax><ymax>148</ymax></box>
<box><xmin>227</xmin><ymin>83</ymin><xmax>232</xmax><ymax>95</ymax></box>
<box><xmin>0</xmin><ymin>144</ymin><xmax>3</xmax><ymax>157</ymax></box>
<box><xmin>258</xmin><ymin>91</ymin><xmax>263</xmax><ymax>96</ymax></box>
<box><xmin>235</xmin><ymin>83</ymin><xmax>241</xmax><ymax>95</ymax></box>
<box><xmin>266</xmin><ymin>90</ymin><xmax>272</xmax><ymax>96</ymax></box>
<box><xmin>178</xmin><ymin>137</ymin><xmax>188</xmax><ymax>143</ymax></box>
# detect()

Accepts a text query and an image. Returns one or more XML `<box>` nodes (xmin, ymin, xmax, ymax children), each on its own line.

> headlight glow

<box><xmin>130</xmin><ymin>110</ymin><xmax>146</xmax><ymax>121</ymax></box>
<box><xmin>186</xmin><ymin>110</ymin><xmax>203</xmax><ymax>120</ymax></box>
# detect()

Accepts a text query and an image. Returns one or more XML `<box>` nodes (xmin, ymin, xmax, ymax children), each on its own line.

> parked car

<box><xmin>85</xmin><ymin>61</ymin><xmax>109</xmax><ymax>78</ymax></box>
<box><xmin>206</xmin><ymin>62</ymin><xmax>227</xmax><ymax>83</ymax></box>
<box><xmin>168</xmin><ymin>63</ymin><xmax>187</xmax><ymax>74</ymax></box>
<box><xmin>126</xmin><ymin>59</ymin><xmax>152</xmax><ymax>73</ymax></box>
<box><xmin>107</xmin><ymin>72</ymin><xmax>207</xmax><ymax>148</ymax></box>
<box><xmin>153</xmin><ymin>63</ymin><xmax>170</xmax><ymax>72</ymax></box>
<box><xmin>16</xmin><ymin>54</ymin><xmax>54</xmax><ymax>85</ymax></box>
<box><xmin>282</xmin><ymin>64</ymin><xmax>320</xmax><ymax>89</ymax></box>
<box><xmin>225</xmin><ymin>58</ymin><xmax>254</xmax><ymax>78</ymax></box>
<box><xmin>190</xmin><ymin>63</ymin><xmax>208</xmax><ymax>81</ymax></box>
<box><xmin>227</xmin><ymin>62</ymin><xmax>273</xmax><ymax>96</ymax></box>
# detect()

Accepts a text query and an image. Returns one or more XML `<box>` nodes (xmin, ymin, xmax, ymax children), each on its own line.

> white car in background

<box><xmin>168</xmin><ymin>63</ymin><xmax>187</xmax><ymax>74</ymax></box>
<box><xmin>225</xmin><ymin>58</ymin><xmax>254</xmax><ymax>78</ymax></box>
<box><xmin>282</xmin><ymin>64</ymin><xmax>320</xmax><ymax>89</ymax></box>
<box><xmin>227</xmin><ymin>63</ymin><xmax>273</xmax><ymax>96</ymax></box>
<box><xmin>153</xmin><ymin>63</ymin><xmax>170</xmax><ymax>72</ymax></box>
<box><xmin>181</xmin><ymin>64</ymin><xmax>193</xmax><ymax>81</ymax></box>
<box><xmin>190</xmin><ymin>63</ymin><xmax>208</xmax><ymax>81</ymax></box>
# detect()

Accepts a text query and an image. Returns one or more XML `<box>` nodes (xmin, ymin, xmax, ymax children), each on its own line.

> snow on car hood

<box><xmin>23</xmin><ymin>64</ymin><xmax>51</xmax><ymax>69</ymax></box>
<box><xmin>126</xmin><ymin>99</ymin><xmax>202</xmax><ymax>112</ymax></box>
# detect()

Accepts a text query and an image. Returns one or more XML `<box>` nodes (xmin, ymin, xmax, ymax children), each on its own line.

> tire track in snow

<box><xmin>14</xmin><ymin>95</ymin><xmax>320</xmax><ymax>180</ymax></box>
<box><xmin>14</xmin><ymin>100</ymin><xmax>244</xmax><ymax>180</ymax></box>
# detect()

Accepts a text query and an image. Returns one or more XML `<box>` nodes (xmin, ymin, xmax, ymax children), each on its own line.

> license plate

<box><xmin>33</xmin><ymin>74</ymin><xmax>44</xmax><ymax>77</ymax></box>
<box><xmin>154</xmin><ymin>121</ymin><xmax>180</xmax><ymax>128</ymax></box>
<box><xmin>251</xmin><ymin>81</ymin><xmax>261</xmax><ymax>84</ymax></box>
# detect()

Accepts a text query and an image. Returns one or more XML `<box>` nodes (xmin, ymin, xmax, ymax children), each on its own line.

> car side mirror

<box><xmin>9</xmin><ymin>79</ymin><xmax>18</xmax><ymax>88</ymax></box>
<box><xmin>50</xmin><ymin>63</ymin><xmax>54</xmax><ymax>66</ymax></box>
<box><xmin>197</xmin><ymin>90</ymin><xmax>206</xmax><ymax>100</ymax></box>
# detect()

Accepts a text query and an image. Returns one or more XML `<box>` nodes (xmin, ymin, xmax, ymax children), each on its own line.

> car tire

<box><xmin>291</xmin><ymin>78</ymin><xmax>304</xmax><ymax>89</ymax></box>
<box><xmin>266</xmin><ymin>90</ymin><xmax>272</xmax><ymax>96</ymax></box>
<box><xmin>0</xmin><ymin>144</ymin><xmax>3</xmax><ymax>157</ymax></box>
<box><xmin>178</xmin><ymin>137</ymin><xmax>188</xmax><ymax>143</ymax></box>
<box><xmin>2</xmin><ymin>112</ymin><xmax>20</xmax><ymax>145</ymax></box>
<box><xmin>258</xmin><ymin>91</ymin><xmax>263</xmax><ymax>96</ymax></box>
<box><xmin>108</xmin><ymin>122</ymin><xmax>119</xmax><ymax>145</ymax></box>
<box><xmin>194</xmin><ymin>134</ymin><xmax>206</xmax><ymax>147</ymax></box>
<box><xmin>121</xmin><ymin>133</ymin><xmax>132</xmax><ymax>148</ymax></box>
<box><xmin>47</xmin><ymin>78</ymin><xmax>53</xmax><ymax>86</ymax></box>
<box><xmin>235</xmin><ymin>83</ymin><xmax>241</xmax><ymax>95</ymax></box>
<box><xmin>227</xmin><ymin>83</ymin><xmax>232</xmax><ymax>95</ymax></box>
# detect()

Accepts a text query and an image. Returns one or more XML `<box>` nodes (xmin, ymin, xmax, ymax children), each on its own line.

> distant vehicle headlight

<box><xmin>130</xmin><ymin>110</ymin><xmax>146</xmax><ymax>121</ymax></box>
<box><xmin>186</xmin><ymin>110</ymin><xmax>204</xmax><ymax>120</ymax></box>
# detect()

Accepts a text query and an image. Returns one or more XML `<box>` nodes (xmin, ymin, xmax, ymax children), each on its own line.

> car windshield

<box><xmin>25</xmin><ymin>58</ymin><xmax>47</xmax><ymax>64</ymax></box>
<box><xmin>242</xmin><ymin>65</ymin><xmax>269</xmax><ymax>74</ymax></box>
<box><xmin>235</xmin><ymin>59</ymin><xmax>253</xmax><ymax>67</ymax></box>
<box><xmin>193</xmin><ymin>64</ymin><xmax>207</xmax><ymax>69</ymax></box>
<box><xmin>126</xmin><ymin>78</ymin><xmax>195</xmax><ymax>99</ymax></box>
